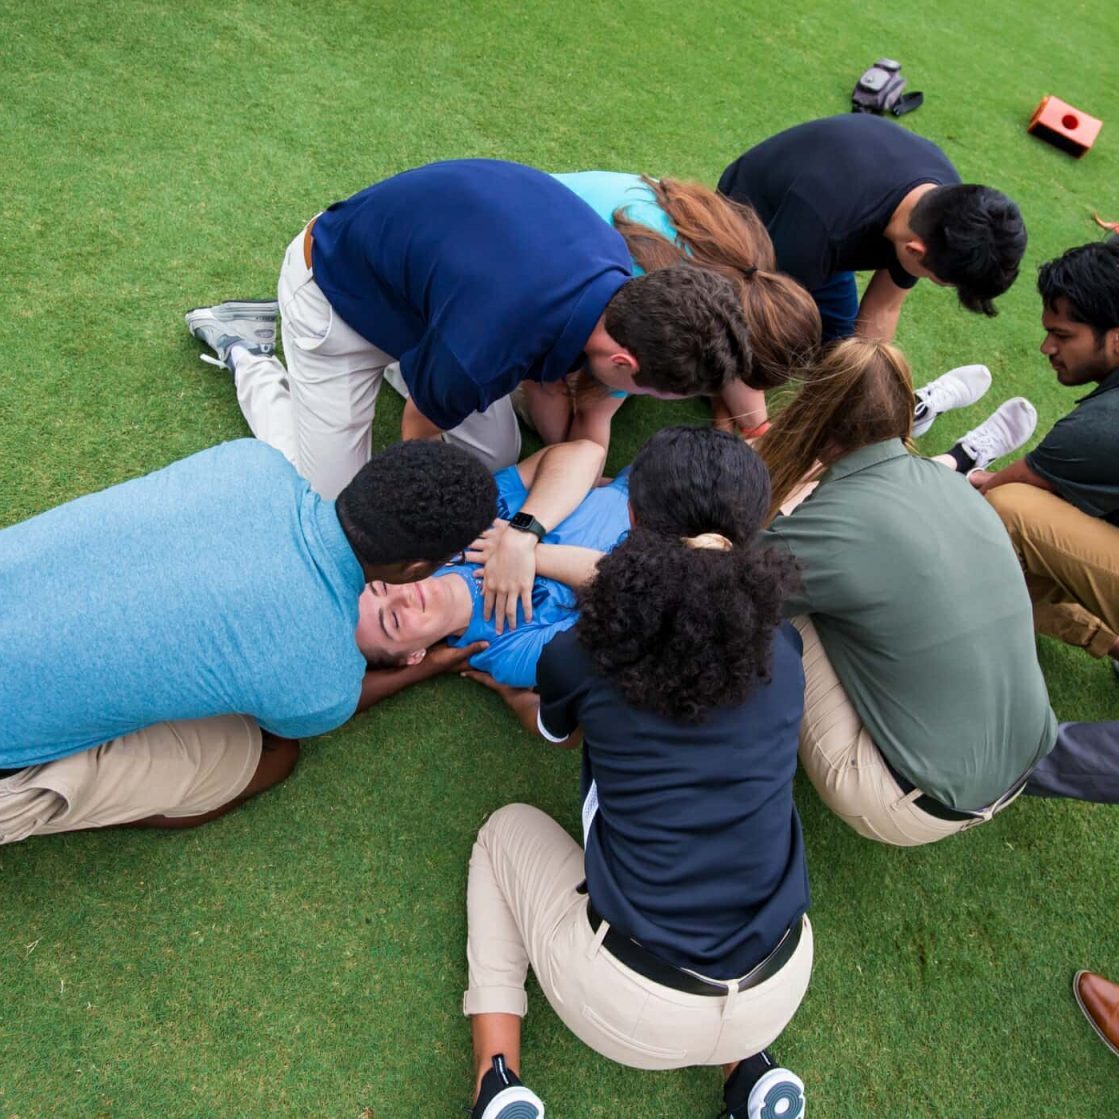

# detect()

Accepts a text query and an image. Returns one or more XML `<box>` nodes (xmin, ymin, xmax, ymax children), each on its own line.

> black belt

<box><xmin>882</xmin><ymin>756</ymin><xmax>1028</xmax><ymax>823</ymax></box>
<box><xmin>586</xmin><ymin>902</ymin><xmax>802</xmax><ymax>997</ymax></box>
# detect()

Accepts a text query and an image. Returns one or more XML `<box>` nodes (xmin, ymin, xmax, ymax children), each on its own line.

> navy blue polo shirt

<box><xmin>537</xmin><ymin>624</ymin><xmax>809</xmax><ymax>980</ymax></box>
<box><xmin>310</xmin><ymin>160</ymin><xmax>633</xmax><ymax>431</ymax></box>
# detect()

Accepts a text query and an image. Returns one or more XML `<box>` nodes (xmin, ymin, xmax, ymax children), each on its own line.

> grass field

<box><xmin>1</xmin><ymin>1</ymin><xmax>1118</xmax><ymax>1115</ymax></box>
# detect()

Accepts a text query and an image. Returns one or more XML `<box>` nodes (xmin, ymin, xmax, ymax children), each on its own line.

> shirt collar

<box><xmin>823</xmin><ymin>438</ymin><xmax>910</xmax><ymax>483</ymax></box>
<box><xmin>1077</xmin><ymin>367</ymin><xmax>1119</xmax><ymax>402</ymax></box>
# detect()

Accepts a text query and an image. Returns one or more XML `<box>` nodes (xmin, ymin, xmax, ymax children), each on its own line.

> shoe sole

<box><xmin>477</xmin><ymin>1086</ymin><xmax>544</xmax><ymax>1119</ymax></box>
<box><xmin>185</xmin><ymin>300</ymin><xmax>279</xmax><ymax>322</ymax></box>
<box><xmin>1074</xmin><ymin>970</ymin><xmax>1119</xmax><ymax>1058</ymax></box>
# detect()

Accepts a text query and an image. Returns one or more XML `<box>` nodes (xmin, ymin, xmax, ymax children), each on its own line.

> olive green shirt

<box><xmin>766</xmin><ymin>440</ymin><xmax>1056</xmax><ymax>810</ymax></box>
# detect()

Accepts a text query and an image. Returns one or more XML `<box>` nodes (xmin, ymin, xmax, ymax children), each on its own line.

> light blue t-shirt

<box><xmin>553</xmin><ymin>172</ymin><xmax>680</xmax><ymax>401</ymax></box>
<box><xmin>0</xmin><ymin>440</ymin><xmax>368</xmax><ymax>770</ymax></box>
<box><xmin>439</xmin><ymin>465</ymin><xmax>630</xmax><ymax>687</ymax></box>
<box><xmin>552</xmin><ymin>172</ymin><xmax>679</xmax><ymax>265</ymax></box>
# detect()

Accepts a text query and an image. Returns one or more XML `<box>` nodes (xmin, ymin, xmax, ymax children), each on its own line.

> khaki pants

<box><xmin>232</xmin><ymin>228</ymin><xmax>522</xmax><ymax>501</ymax></box>
<box><xmin>464</xmin><ymin>803</ymin><xmax>813</xmax><ymax>1070</ymax></box>
<box><xmin>0</xmin><ymin>716</ymin><xmax>261</xmax><ymax>845</ymax></box>
<box><xmin>793</xmin><ymin>618</ymin><xmax>1022</xmax><ymax>847</ymax></box>
<box><xmin>986</xmin><ymin>483</ymin><xmax>1119</xmax><ymax>657</ymax></box>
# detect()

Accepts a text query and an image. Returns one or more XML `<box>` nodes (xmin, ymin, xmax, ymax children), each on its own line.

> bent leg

<box><xmin>131</xmin><ymin>731</ymin><xmax>298</xmax><ymax>828</ymax></box>
<box><xmin>0</xmin><ymin>715</ymin><xmax>268</xmax><ymax>844</ymax></box>
<box><xmin>1027</xmin><ymin>722</ymin><xmax>1119</xmax><ymax>803</ymax></box>
<box><xmin>445</xmin><ymin>395</ymin><xmax>523</xmax><ymax>473</ymax></box>
<box><xmin>278</xmin><ymin>229</ymin><xmax>395</xmax><ymax>499</ymax></box>
<box><xmin>986</xmin><ymin>483</ymin><xmax>1119</xmax><ymax>656</ymax></box>
<box><xmin>793</xmin><ymin>617</ymin><xmax>968</xmax><ymax>846</ymax></box>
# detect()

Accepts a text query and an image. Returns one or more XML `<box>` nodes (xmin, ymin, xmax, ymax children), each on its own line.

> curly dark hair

<box><xmin>1038</xmin><ymin>239</ymin><xmax>1119</xmax><ymax>340</ymax></box>
<box><xmin>336</xmin><ymin>441</ymin><xmax>496</xmax><ymax>567</ymax></box>
<box><xmin>603</xmin><ymin>265</ymin><xmax>753</xmax><ymax>395</ymax></box>
<box><xmin>577</xmin><ymin>427</ymin><xmax>797</xmax><ymax>722</ymax></box>
<box><xmin>908</xmin><ymin>184</ymin><xmax>1027</xmax><ymax>317</ymax></box>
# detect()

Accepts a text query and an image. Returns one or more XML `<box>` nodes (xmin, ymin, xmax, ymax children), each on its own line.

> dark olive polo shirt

<box><xmin>1026</xmin><ymin>367</ymin><xmax>1119</xmax><ymax>525</ymax></box>
<box><xmin>766</xmin><ymin>440</ymin><xmax>1056</xmax><ymax>810</ymax></box>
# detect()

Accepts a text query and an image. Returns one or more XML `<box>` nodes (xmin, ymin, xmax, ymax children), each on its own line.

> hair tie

<box><xmin>682</xmin><ymin>533</ymin><xmax>733</xmax><ymax>552</ymax></box>
<box><xmin>742</xmin><ymin>265</ymin><xmax>758</xmax><ymax>279</ymax></box>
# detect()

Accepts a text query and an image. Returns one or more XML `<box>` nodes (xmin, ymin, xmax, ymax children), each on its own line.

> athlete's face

<box><xmin>355</xmin><ymin>579</ymin><xmax>455</xmax><ymax>665</ymax></box>
<box><xmin>1040</xmin><ymin>298</ymin><xmax>1119</xmax><ymax>387</ymax></box>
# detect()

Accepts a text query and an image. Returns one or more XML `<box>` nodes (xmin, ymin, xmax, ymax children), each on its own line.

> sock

<box><xmin>946</xmin><ymin>442</ymin><xmax>976</xmax><ymax>473</ymax></box>
<box><xmin>472</xmin><ymin>1055</ymin><xmax>522</xmax><ymax>1118</ymax></box>
<box><xmin>724</xmin><ymin>1050</ymin><xmax>776</xmax><ymax>1113</ymax></box>
<box><xmin>226</xmin><ymin>342</ymin><xmax>250</xmax><ymax>373</ymax></box>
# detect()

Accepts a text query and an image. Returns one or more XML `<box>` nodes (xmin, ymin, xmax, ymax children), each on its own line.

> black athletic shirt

<box><xmin>1026</xmin><ymin>367</ymin><xmax>1119</xmax><ymax>525</ymax></box>
<box><xmin>717</xmin><ymin>114</ymin><xmax>961</xmax><ymax>292</ymax></box>
<box><xmin>536</xmin><ymin>623</ymin><xmax>809</xmax><ymax>980</ymax></box>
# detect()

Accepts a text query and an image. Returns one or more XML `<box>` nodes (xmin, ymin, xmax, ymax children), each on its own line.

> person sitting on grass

<box><xmin>970</xmin><ymin>240</ymin><xmax>1119</xmax><ymax>681</ymax></box>
<box><xmin>457</xmin><ymin>426</ymin><xmax>812</xmax><ymax>1119</ymax></box>
<box><xmin>0</xmin><ymin>439</ymin><xmax>495</xmax><ymax>845</ymax></box>
<box><xmin>756</xmin><ymin>338</ymin><xmax>1056</xmax><ymax>847</ymax></box>
<box><xmin>353</xmin><ymin>438</ymin><xmax>630</xmax><ymax>696</ymax></box>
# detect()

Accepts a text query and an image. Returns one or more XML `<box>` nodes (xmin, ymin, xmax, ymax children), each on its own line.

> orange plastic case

<box><xmin>1028</xmin><ymin>95</ymin><xmax>1102</xmax><ymax>158</ymax></box>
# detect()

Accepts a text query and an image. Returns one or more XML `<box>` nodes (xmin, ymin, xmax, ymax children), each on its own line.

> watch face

<box><xmin>510</xmin><ymin>512</ymin><xmax>533</xmax><ymax>529</ymax></box>
<box><xmin>509</xmin><ymin>512</ymin><xmax>545</xmax><ymax>538</ymax></box>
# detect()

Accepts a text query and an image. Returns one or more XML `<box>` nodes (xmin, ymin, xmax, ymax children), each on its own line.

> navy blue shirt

<box><xmin>310</xmin><ymin>160</ymin><xmax>633</xmax><ymax>431</ymax></box>
<box><xmin>537</xmin><ymin>624</ymin><xmax>809</xmax><ymax>980</ymax></box>
<box><xmin>718</xmin><ymin>115</ymin><xmax>960</xmax><ymax>292</ymax></box>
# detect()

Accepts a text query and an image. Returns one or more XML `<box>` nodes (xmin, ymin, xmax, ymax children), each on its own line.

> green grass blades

<box><xmin>2</xmin><ymin>0</ymin><xmax>1118</xmax><ymax>1115</ymax></box>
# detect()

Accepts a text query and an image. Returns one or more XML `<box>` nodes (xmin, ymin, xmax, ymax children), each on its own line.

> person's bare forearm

<box><xmin>533</xmin><ymin>544</ymin><xmax>605</xmax><ymax>588</ymax></box>
<box><xmin>515</xmin><ymin>439</ymin><xmax>607</xmax><ymax>528</ymax></box>
<box><xmin>856</xmin><ymin>269</ymin><xmax>909</xmax><ymax>342</ymax></box>
<box><xmin>401</xmin><ymin>397</ymin><xmax>445</xmax><ymax>442</ymax></box>
<box><xmin>974</xmin><ymin>457</ymin><xmax>1056</xmax><ymax>495</ymax></box>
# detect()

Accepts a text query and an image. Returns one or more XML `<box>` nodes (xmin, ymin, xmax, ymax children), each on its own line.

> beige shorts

<box><xmin>0</xmin><ymin>715</ymin><xmax>262</xmax><ymax>845</ymax></box>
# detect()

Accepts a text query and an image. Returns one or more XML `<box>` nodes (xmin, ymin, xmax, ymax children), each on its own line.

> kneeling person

<box><xmin>0</xmin><ymin>439</ymin><xmax>495</xmax><ymax>843</ymax></box>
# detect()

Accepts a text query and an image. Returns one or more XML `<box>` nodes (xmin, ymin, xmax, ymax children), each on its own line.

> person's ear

<box><xmin>1104</xmin><ymin>326</ymin><xmax>1119</xmax><ymax>365</ymax></box>
<box><xmin>902</xmin><ymin>236</ymin><xmax>927</xmax><ymax>264</ymax></box>
<box><xmin>611</xmin><ymin>348</ymin><xmax>639</xmax><ymax>372</ymax></box>
<box><xmin>405</xmin><ymin>648</ymin><xmax>427</xmax><ymax>667</ymax></box>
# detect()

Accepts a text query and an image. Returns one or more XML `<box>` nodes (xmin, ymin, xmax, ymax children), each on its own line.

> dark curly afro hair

<box><xmin>577</xmin><ymin>426</ymin><xmax>797</xmax><ymax>723</ymax></box>
<box><xmin>337</xmin><ymin>440</ymin><xmax>496</xmax><ymax>567</ymax></box>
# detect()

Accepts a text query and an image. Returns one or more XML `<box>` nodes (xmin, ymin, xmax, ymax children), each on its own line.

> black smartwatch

<box><xmin>508</xmin><ymin>511</ymin><xmax>547</xmax><ymax>541</ymax></box>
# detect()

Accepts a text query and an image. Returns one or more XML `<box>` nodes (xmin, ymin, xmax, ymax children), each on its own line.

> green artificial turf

<box><xmin>1</xmin><ymin>1</ymin><xmax>1118</xmax><ymax>1115</ymax></box>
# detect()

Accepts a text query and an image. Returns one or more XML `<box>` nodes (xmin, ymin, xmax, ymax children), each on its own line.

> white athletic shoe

<box><xmin>185</xmin><ymin>300</ymin><xmax>279</xmax><ymax>372</ymax></box>
<box><xmin>958</xmin><ymin>397</ymin><xmax>1038</xmax><ymax>470</ymax></box>
<box><xmin>746</xmin><ymin>1067</ymin><xmax>805</xmax><ymax>1119</ymax></box>
<box><xmin>912</xmin><ymin>363</ymin><xmax>992</xmax><ymax>437</ymax></box>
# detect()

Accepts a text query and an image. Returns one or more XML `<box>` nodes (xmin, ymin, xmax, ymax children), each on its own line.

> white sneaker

<box><xmin>185</xmin><ymin>300</ymin><xmax>279</xmax><ymax>371</ymax></box>
<box><xmin>747</xmin><ymin>1067</ymin><xmax>805</xmax><ymax>1119</ymax></box>
<box><xmin>958</xmin><ymin>397</ymin><xmax>1038</xmax><ymax>469</ymax></box>
<box><xmin>913</xmin><ymin>363</ymin><xmax>992</xmax><ymax>437</ymax></box>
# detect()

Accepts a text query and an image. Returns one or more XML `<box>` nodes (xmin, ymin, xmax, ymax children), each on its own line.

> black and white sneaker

<box><xmin>724</xmin><ymin>1056</ymin><xmax>805</xmax><ymax>1119</ymax></box>
<box><xmin>185</xmin><ymin>300</ymin><xmax>279</xmax><ymax>372</ymax></box>
<box><xmin>471</xmin><ymin>1054</ymin><xmax>544</xmax><ymax>1119</ymax></box>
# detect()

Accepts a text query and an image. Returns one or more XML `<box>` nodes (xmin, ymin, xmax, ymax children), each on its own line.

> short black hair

<box><xmin>909</xmin><ymin>184</ymin><xmax>1027</xmax><ymax>316</ymax></box>
<box><xmin>576</xmin><ymin>426</ymin><xmax>797</xmax><ymax>723</ymax></box>
<box><xmin>336</xmin><ymin>441</ymin><xmax>496</xmax><ymax>567</ymax></box>
<box><xmin>1037</xmin><ymin>240</ymin><xmax>1119</xmax><ymax>340</ymax></box>
<box><xmin>604</xmin><ymin>265</ymin><xmax>752</xmax><ymax>395</ymax></box>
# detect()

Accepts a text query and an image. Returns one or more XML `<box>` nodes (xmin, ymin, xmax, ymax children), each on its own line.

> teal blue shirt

<box><xmin>552</xmin><ymin>172</ymin><xmax>679</xmax><ymax>275</ymax></box>
<box><xmin>553</xmin><ymin>172</ymin><xmax>680</xmax><ymax>400</ymax></box>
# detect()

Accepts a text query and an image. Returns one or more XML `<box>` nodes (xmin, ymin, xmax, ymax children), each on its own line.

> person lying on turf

<box><xmin>353</xmin><ymin>438</ymin><xmax>631</xmax><ymax>697</ymax></box>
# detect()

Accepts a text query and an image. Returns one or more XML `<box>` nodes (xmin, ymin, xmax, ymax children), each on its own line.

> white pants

<box><xmin>233</xmin><ymin>228</ymin><xmax>522</xmax><ymax>499</ymax></box>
